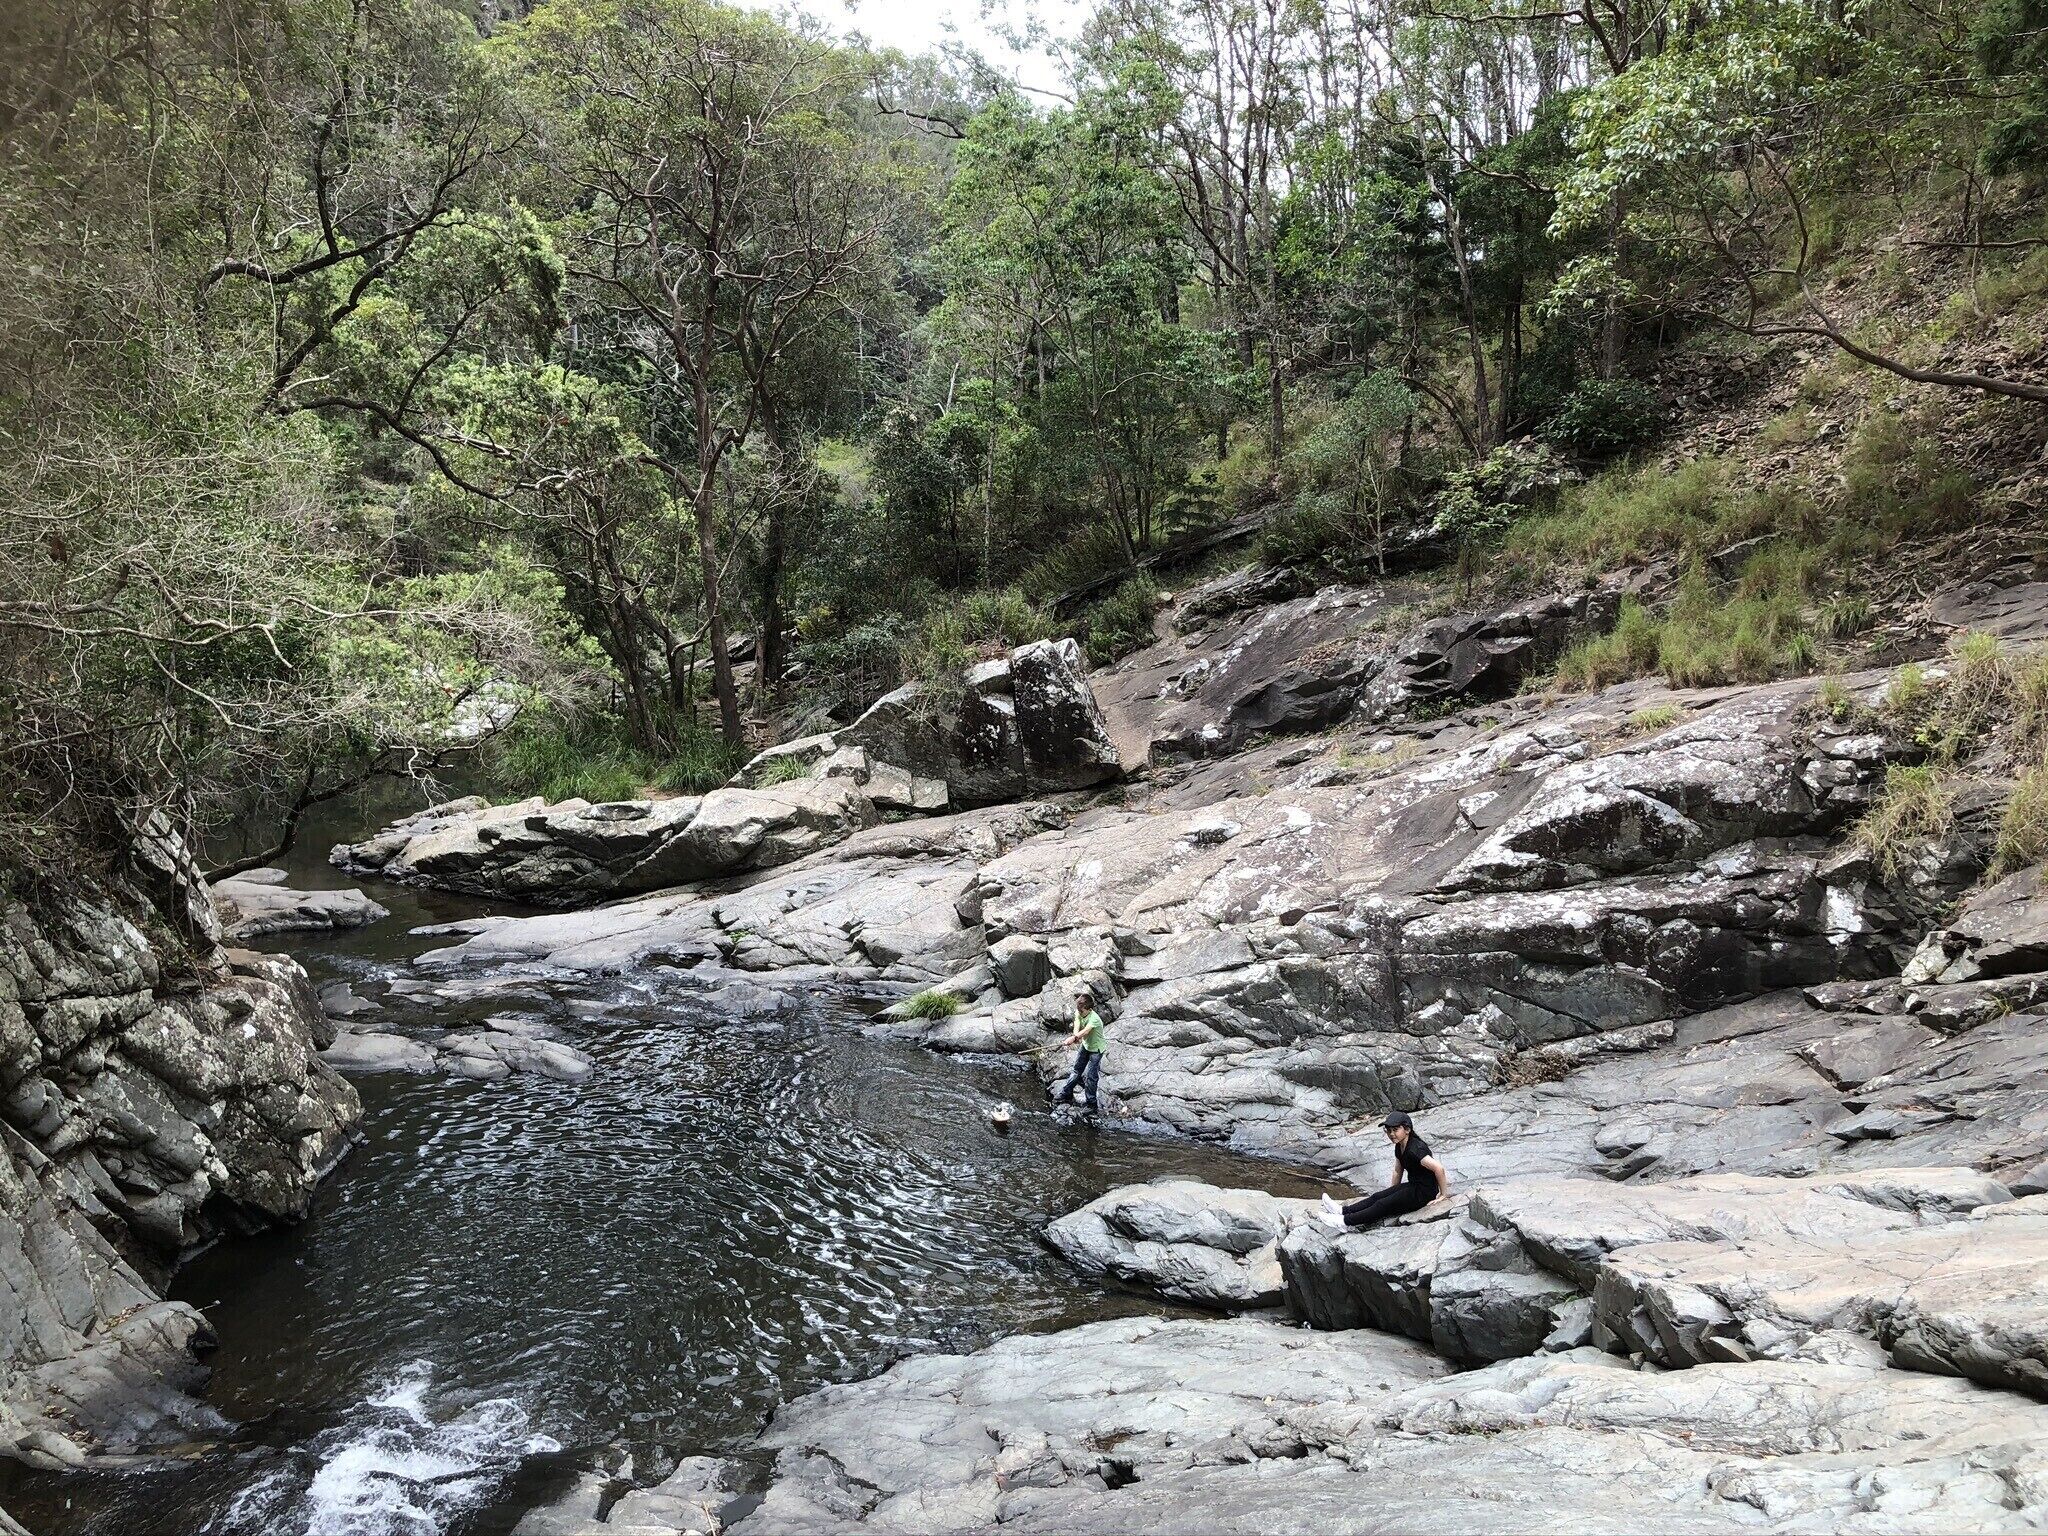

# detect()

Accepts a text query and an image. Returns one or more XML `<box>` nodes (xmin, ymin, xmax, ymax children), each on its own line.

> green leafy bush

<box><xmin>1437</xmin><ymin>442</ymin><xmax>1573</xmax><ymax>547</ymax></box>
<box><xmin>1539</xmin><ymin>378</ymin><xmax>1661</xmax><ymax>460</ymax></box>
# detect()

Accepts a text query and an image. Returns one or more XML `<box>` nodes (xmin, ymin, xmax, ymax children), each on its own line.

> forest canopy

<box><xmin>2</xmin><ymin>0</ymin><xmax>2042</xmax><ymax>876</ymax></box>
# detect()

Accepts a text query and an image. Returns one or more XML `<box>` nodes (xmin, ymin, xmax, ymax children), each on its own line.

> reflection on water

<box><xmin>2</xmin><ymin>814</ymin><xmax>1325</xmax><ymax>1536</ymax></box>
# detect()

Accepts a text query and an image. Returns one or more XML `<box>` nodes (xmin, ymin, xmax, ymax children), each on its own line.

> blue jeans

<box><xmin>1055</xmin><ymin>1048</ymin><xmax>1103</xmax><ymax>1109</ymax></box>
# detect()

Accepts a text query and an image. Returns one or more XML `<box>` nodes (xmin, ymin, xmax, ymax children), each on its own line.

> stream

<box><xmin>1</xmin><ymin>806</ymin><xmax>1326</xmax><ymax>1536</ymax></box>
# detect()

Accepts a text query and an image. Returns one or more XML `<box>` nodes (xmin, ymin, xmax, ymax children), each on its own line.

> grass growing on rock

<box><xmin>902</xmin><ymin>990</ymin><xmax>964</xmax><ymax>1020</ymax></box>
<box><xmin>1855</xmin><ymin>764</ymin><xmax>1959</xmax><ymax>879</ymax></box>
<box><xmin>1625</xmin><ymin>704</ymin><xmax>1684</xmax><ymax>734</ymax></box>
<box><xmin>753</xmin><ymin>754</ymin><xmax>818</xmax><ymax>788</ymax></box>
<box><xmin>1995</xmin><ymin>764</ymin><xmax>2048</xmax><ymax>877</ymax></box>
<box><xmin>1553</xmin><ymin>556</ymin><xmax>1822</xmax><ymax>691</ymax></box>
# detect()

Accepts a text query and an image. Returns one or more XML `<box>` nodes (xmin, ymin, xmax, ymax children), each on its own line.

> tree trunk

<box><xmin>692</xmin><ymin>476</ymin><xmax>745</xmax><ymax>748</ymax></box>
<box><xmin>755</xmin><ymin>491</ymin><xmax>786</xmax><ymax>699</ymax></box>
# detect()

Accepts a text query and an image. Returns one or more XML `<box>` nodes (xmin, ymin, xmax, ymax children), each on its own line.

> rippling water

<box><xmin>3</xmin><ymin>827</ymin><xmax>1323</xmax><ymax>1536</ymax></box>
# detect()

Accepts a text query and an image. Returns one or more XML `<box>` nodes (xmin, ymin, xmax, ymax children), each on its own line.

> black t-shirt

<box><xmin>1396</xmin><ymin>1134</ymin><xmax>1434</xmax><ymax>1187</ymax></box>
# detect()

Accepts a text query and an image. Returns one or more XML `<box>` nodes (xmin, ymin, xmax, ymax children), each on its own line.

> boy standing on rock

<box><xmin>1051</xmin><ymin>988</ymin><xmax>1108</xmax><ymax>1114</ymax></box>
<box><xmin>1320</xmin><ymin>1111</ymin><xmax>1448</xmax><ymax>1229</ymax></box>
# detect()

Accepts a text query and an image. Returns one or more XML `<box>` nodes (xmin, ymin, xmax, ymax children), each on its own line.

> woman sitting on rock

<box><xmin>1319</xmin><ymin>1111</ymin><xmax>1448</xmax><ymax>1230</ymax></box>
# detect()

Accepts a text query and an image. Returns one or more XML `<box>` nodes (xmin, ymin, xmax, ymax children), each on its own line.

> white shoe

<box><xmin>1320</xmin><ymin>1211</ymin><xmax>1348</xmax><ymax>1232</ymax></box>
<box><xmin>1319</xmin><ymin>1193</ymin><xmax>1343</xmax><ymax>1219</ymax></box>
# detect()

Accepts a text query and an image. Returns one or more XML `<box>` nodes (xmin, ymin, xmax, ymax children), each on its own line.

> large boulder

<box><xmin>833</xmin><ymin>638</ymin><xmax>1122</xmax><ymax>808</ymax></box>
<box><xmin>332</xmin><ymin>778</ymin><xmax>880</xmax><ymax>907</ymax></box>
<box><xmin>1271</xmin><ymin>1165</ymin><xmax>2020</xmax><ymax>1377</ymax></box>
<box><xmin>1090</xmin><ymin>579</ymin><xmax>1616</xmax><ymax>766</ymax></box>
<box><xmin>213</xmin><ymin>867</ymin><xmax>389</xmax><ymax>940</ymax></box>
<box><xmin>1044</xmin><ymin>1180</ymin><xmax>1319</xmax><ymax>1309</ymax></box>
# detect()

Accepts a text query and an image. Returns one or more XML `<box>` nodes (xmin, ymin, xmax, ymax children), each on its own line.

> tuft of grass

<box><xmin>1818</xmin><ymin>595</ymin><xmax>1873</xmax><ymax>640</ymax></box>
<box><xmin>1881</xmin><ymin>662</ymin><xmax>1933</xmax><ymax>727</ymax></box>
<box><xmin>1625</xmin><ymin>704</ymin><xmax>1683</xmax><ymax>734</ymax></box>
<box><xmin>902</xmin><ymin>989</ymin><xmax>964</xmax><ymax>1020</ymax></box>
<box><xmin>2012</xmin><ymin>652</ymin><xmax>2048</xmax><ymax>762</ymax></box>
<box><xmin>1081</xmin><ymin>573</ymin><xmax>1164</xmax><ymax>667</ymax></box>
<box><xmin>1817</xmin><ymin>676</ymin><xmax>1876</xmax><ymax>727</ymax></box>
<box><xmin>1994</xmin><ymin>762</ymin><xmax>2048</xmax><ymax>877</ymax></box>
<box><xmin>752</xmin><ymin>753</ymin><xmax>817</xmax><ymax>788</ymax></box>
<box><xmin>1854</xmin><ymin>764</ymin><xmax>1958</xmax><ymax>880</ymax></box>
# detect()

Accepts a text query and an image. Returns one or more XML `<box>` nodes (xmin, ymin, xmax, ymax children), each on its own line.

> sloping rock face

<box><xmin>0</xmin><ymin>849</ymin><xmax>359</xmax><ymax>1472</ymax></box>
<box><xmin>333</xmin><ymin>777</ymin><xmax>880</xmax><ymax>907</ymax></box>
<box><xmin>1090</xmin><ymin>572</ymin><xmax>1617</xmax><ymax>765</ymax></box>
<box><xmin>1044</xmin><ymin>1180</ymin><xmax>1318</xmax><ymax>1308</ymax></box>
<box><xmin>213</xmin><ymin>867</ymin><xmax>388</xmax><ymax>939</ymax></box>
<box><xmin>710</xmin><ymin>1312</ymin><xmax>2048</xmax><ymax>1536</ymax></box>
<box><xmin>424</xmin><ymin>673</ymin><xmax>1948</xmax><ymax>1158</ymax></box>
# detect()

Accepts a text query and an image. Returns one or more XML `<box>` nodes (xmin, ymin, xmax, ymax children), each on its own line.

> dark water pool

<box><xmin>2</xmin><ymin>821</ymin><xmax>1325</xmax><ymax>1536</ymax></box>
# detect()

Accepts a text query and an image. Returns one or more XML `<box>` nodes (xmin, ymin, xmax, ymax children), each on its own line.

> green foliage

<box><xmin>1974</xmin><ymin>0</ymin><xmax>2048</xmax><ymax>173</ymax></box>
<box><xmin>753</xmin><ymin>754</ymin><xmax>818</xmax><ymax>788</ymax></box>
<box><xmin>1262</xmin><ymin>372</ymin><xmax>1415</xmax><ymax>573</ymax></box>
<box><xmin>1855</xmin><ymin>765</ymin><xmax>1958</xmax><ymax>880</ymax></box>
<box><xmin>490</xmin><ymin>705</ymin><xmax>737</xmax><ymax>803</ymax></box>
<box><xmin>1625</xmin><ymin>704</ymin><xmax>1683</xmax><ymax>734</ymax></box>
<box><xmin>1540</xmin><ymin>378</ymin><xmax>1661</xmax><ymax>461</ymax></box>
<box><xmin>1082</xmin><ymin>574</ymin><xmax>1165</xmax><ymax>667</ymax></box>
<box><xmin>1437</xmin><ymin>443</ymin><xmax>1572</xmax><ymax>548</ymax></box>
<box><xmin>1996</xmin><ymin>762</ymin><xmax>2048</xmax><ymax>875</ymax></box>
<box><xmin>902</xmin><ymin>989</ymin><xmax>964</xmax><ymax>1020</ymax></box>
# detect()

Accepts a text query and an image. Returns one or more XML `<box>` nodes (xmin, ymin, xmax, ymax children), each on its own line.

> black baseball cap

<box><xmin>1382</xmin><ymin>1111</ymin><xmax>1413</xmax><ymax>1131</ymax></box>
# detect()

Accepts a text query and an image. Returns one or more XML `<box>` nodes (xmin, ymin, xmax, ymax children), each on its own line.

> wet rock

<box><xmin>1045</xmin><ymin>1180</ymin><xmax>1319</xmax><ymax>1308</ymax></box>
<box><xmin>324</xmin><ymin>1024</ymin><xmax>594</xmax><ymax>1084</ymax></box>
<box><xmin>323</xmin><ymin>1029</ymin><xmax>439</xmax><ymax>1073</ymax></box>
<box><xmin>213</xmin><ymin>868</ymin><xmax>389</xmax><ymax>940</ymax></box>
<box><xmin>0</xmin><ymin>844</ymin><xmax>358</xmax><ymax>1468</ymax></box>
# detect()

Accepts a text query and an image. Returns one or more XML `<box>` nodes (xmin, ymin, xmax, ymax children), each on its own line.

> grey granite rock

<box><xmin>722</xmin><ymin>1312</ymin><xmax>2048</xmax><ymax>1535</ymax></box>
<box><xmin>212</xmin><ymin>869</ymin><xmax>389</xmax><ymax>939</ymax></box>
<box><xmin>1044</xmin><ymin>1180</ymin><xmax>1320</xmax><ymax>1308</ymax></box>
<box><xmin>0</xmin><ymin>843</ymin><xmax>358</xmax><ymax>1470</ymax></box>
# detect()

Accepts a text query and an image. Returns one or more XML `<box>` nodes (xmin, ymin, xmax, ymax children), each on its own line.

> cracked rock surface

<box><xmin>0</xmin><ymin>837</ymin><xmax>358</xmax><ymax>1475</ymax></box>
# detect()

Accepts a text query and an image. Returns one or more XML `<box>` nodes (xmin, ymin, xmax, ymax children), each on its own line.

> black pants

<box><xmin>1343</xmin><ymin>1181</ymin><xmax>1435</xmax><ymax>1229</ymax></box>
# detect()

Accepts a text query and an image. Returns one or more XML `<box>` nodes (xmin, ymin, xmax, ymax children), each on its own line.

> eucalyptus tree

<box><xmin>508</xmin><ymin>0</ymin><xmax>909</xmax><ymax>746</ymax></box>
<box><xmin>1552</xmin><ymin>0</ymin><xmax>2048</xmax><ymax>404</ymax></box>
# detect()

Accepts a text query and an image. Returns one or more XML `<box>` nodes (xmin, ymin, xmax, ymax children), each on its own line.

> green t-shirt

<box><xmin>1076</xmin><ymin>1010</ymin><xmax>1107</xmax><ymax>1053</ymax></box>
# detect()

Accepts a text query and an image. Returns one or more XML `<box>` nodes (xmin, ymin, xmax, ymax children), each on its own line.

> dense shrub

<box><xmin>1539</xmin><ymin>378</ymin><xmax>1661</xmax><ymax>460</ymax></box>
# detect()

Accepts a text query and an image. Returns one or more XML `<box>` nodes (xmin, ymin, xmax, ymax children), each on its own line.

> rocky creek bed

<box><xmin>0</xmin><ymin>843</ymin><xmax>1326</xmax><ymax>1536</ymax></box>
<box><xmin>15</xmin><ymin>571</ymin><xmax>2048</xmax><ymax>1534</ymax></box>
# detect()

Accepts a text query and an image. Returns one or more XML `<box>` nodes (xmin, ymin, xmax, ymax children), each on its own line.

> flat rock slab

<box><xmin>333</xmin><ymin>778</ymin><xmax>883</xmax><ymax>907</ymax></box>
<box><xmin>324</xmin><ymin>1026</ymin><xmax>594</xmax><ymax>1083</ymax></box>
<box><xmin>1601</xmin><ymin>1193</ymin><xmax>2048</xmax><ymax>1395</ymax></box>
<box><xmin>214</xmin><ymin>870</ymin><xmax>389</xmax><ymax>939</ymax></box>
<box><xmin>1277</xmin><ymin>1165</ymin><xmax>2014</xmax><ymax>1370</ymax></box>
<box><xmin>722</xmin><ymin>1312</ymin><xmax>2048</xmax><ymax>1535</ymax></box>
<box><xmin>1045</xmin><ymin>1179</ymin><xmax>1321</xmax><ymax>1308</ymax></box>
